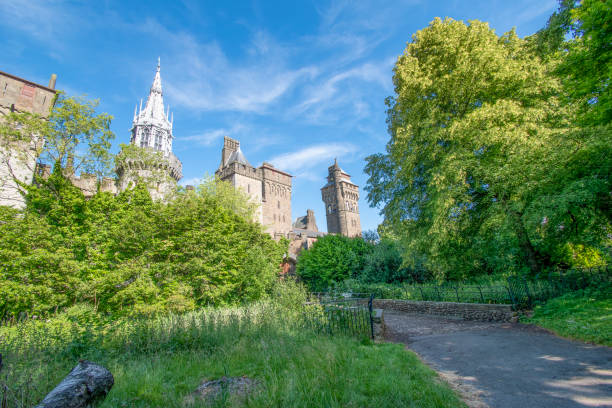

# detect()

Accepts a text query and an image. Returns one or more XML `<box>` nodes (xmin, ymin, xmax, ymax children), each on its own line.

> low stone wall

<box><xmin>373</xmin><ymin>299</ymin><xmax>515</xmax><ymax>322</ymax></box>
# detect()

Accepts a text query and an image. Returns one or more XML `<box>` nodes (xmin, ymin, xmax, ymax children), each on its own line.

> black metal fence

<box><xmin>507</xmin><ymin>266</ymin><xmax>611</xmax><ymax>309</ymax></box>
<box><xmin>303</xmin><ymin>294</ymin><xmax>374</xmax><ymax>339</ymax></box>
<box><xmin>326</xmin><ymin>266</ymin><xmax>610</xmax><ymax>310</ymax></box>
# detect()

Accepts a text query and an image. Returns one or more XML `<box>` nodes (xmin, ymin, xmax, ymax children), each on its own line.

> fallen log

<box><xmin>34</xmin><ymin>360</ymin><xmax>113</xmax><ymax>408</ymax></box>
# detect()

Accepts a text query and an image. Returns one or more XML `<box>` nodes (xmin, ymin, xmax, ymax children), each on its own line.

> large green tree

<box><xmin>296</xmin><ymin>235</ymin><xmax>373</xmax><ymax>291</ymax></box>
<box><xmin>365</xmin><ymin>18</ymin><xmax>610</xmax><ymax>279</ymax></box>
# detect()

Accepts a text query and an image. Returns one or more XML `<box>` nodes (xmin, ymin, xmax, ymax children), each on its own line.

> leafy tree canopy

<box><xmin>365</xmin><ymin>18</ymin><xmax>611</xmax><ymax>280</ymax></box>
<box><xmin>0</xmin><ymin>173</ymin><xmax>286</xmax><ymax>318</ymax></box>
<box><xmin>296</xmin><ymin>235</ymin><xmax>373</xmax><ymax>291</ymax></box>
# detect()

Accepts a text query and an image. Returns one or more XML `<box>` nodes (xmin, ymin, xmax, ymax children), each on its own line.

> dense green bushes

<box><xmin>0</xmin><ymin>167</ymin><xmax>286</xmax><ymax>318</ymax></box>
<box><xmin>296</xmin><ymin>235</ymin><xmax>422</xmax><ymax>290</ymax></box>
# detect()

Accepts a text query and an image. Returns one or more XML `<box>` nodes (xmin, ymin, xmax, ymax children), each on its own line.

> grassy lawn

<box><xmin>1</xmin><ymin>303</ymin><xmax>465</xmax><ymax>408</ymax></box>
<box><xmin>524</xmin><ymin>286</ymin><xmax>612</xmax><ymax>347</ymax></box>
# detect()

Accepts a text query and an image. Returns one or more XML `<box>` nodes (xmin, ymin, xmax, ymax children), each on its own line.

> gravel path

<box><xmin>384</xmin><ymin>311</ymin><xmax>612</xmax><ymax>408</ymax></box>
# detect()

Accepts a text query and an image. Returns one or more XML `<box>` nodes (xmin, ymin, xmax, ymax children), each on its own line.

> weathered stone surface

<box><xmin>34</xmin><ymin>360</ymin><xmax>113</xmax><ymax>408</ymax></box>
<box><xmin>185</xmin><ymin>376</ymin><xmax>260</xmax><ymax>405</ymax></box>
<box><xmin>373</xmin><ymin>299</ymin><xmax>514</xmax><ymax>322</ymax></box>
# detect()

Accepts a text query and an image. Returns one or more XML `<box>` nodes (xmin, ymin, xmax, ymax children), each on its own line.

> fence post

<box><xmin>477</xmin><ymin>286</ymin><xmax>485</xmax><ymax>303</ymax></box>
<box><xmin>522</xmin><ymin>277</ymin><xmax>533</xmax><ymax>308</ymax></box>
<box><xmin>368</xmin><ymin>294</ymin><xmax>374</xmax><ymax>339</ymax></box>
<box><xmin>506</xmin><ymin>277</ymin><xmax>518</xmax><ymax>307</ymax></box>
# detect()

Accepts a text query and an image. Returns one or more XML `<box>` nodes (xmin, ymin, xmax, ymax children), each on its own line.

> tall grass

<box><xmin>0</xmin><ymin>283</ymin><xmax>465</xmax><ymax>408</ymax></box>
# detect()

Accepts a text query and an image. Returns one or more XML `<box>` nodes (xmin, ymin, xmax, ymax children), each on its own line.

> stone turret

<box><xmin>116</xmin><ymin>59</ymin><xmax>182</xmax><ymax>200</ymax></box>
<box><xmin>321</xmin><ymin>159</ymin><xmax>361</xmax><ymax>237</ymax></box>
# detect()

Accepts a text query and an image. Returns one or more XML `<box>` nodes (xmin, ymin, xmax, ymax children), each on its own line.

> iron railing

<box><xmin>303</xmin><ymin>294</ymin><xmax>374</xmax><ymax>339</ymax></box>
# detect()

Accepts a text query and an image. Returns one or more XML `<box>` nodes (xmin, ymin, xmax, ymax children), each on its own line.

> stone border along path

<box><xmin>383</xmin><ymin>311</ymin><xmax>612</xmax><ymax>408</ymax></box>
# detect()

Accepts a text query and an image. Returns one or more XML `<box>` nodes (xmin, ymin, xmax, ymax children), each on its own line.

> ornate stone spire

<box><xmin>130</xmin><ymin>58</ymin><xmax>174</xmax><ymax>156</ymax></box>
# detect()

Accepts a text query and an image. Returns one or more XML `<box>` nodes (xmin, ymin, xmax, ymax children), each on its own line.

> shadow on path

<box><xmin>384</xmin><ymin>311</ymin><xmax>612</xmax><ymax>408</ymax></box>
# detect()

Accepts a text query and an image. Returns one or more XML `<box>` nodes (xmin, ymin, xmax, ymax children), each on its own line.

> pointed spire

<box><xmin>131</xmin><ymin>59</ymin><xmax>174</xmax><ymax>155</ymax></box>
<box><xmin>133</xmin><ymin>104</ymin><xmax>138</xmax><ymax>121</ymax></box>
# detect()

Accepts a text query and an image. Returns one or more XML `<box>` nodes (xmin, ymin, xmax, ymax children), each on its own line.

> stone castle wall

<box><xmin>261</xmin><ymin>163</ymin><xmax>292</xmax><ymax>238</ymax></box>
<box><xmin>36</xmin><ymin>163</ymin><xmax>118</xmax><ymax>197</ymax></box>
<box><xmin>231</xmin><ymin>171</ymin><xmax>263</xmax><ymax>224</ymax></box>
<box><xmin>0</xmin><ymin>71</ymin><xmax>57</xmax><ymax>208</ymax></box>
<box><xmin>216</xmin><ymin>137</ymin><xmax>293</xmax><ymax>239</ymax></box>
<box><xmin>372</xmin><ymin>299</ymin><xmax>515</xmax><ymax>322</ymax></box>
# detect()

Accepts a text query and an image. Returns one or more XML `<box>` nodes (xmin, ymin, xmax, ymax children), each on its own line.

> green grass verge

<box><xmin>524</xmin><ymin>286</ymin><xmax>611</xmax><ymax>347</ymax></box>
<box><xmin>1</xmin><ymin>303</ymin><xmax>465</xmax><ymax>408</ymax></box>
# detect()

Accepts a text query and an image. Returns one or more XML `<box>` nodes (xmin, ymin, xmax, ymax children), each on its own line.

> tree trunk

<box><xmin>507</xmin><ymin>208</ymin><xmax>542</xmax><ymax>274</ymax></box>
<box><xmin>34</xmin><ymin>360</ymin><xmax>113</xmax><ymax>408</ymax></box>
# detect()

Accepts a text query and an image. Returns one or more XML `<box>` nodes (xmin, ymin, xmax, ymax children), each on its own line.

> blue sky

<box><xmin>0</xmin><ymin>0</ymin><xmax>557</xmax><ymax>232</ymax></box>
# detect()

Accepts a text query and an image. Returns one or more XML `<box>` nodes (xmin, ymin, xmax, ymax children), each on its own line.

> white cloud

<box><xmin>0</xmin><ymin>0</ymin><xmax>62</xmax><ymax>40</ymax></box>
<box><xmin>295</xmin><ymin>60</ymin><xmax>393</xmax><ymax>113</ymax></box>
<box><xmin>269</xmin><ymin>143</ymin><xmax>358</xmax><ymax>173</ymax></box>
<box><xmin>514</xmin><ymin>1</ymin><xmax>557</xmax><ymax>25</ymax></box>
<box><xmin>137</xmin><ymin>19</ymin><xmax>318</xmax><ymax>113</ymax></box>
<box><xmin>181</xmin><ymin>124</ymin><xmax>247</xmax><ymax>146</ymax></box>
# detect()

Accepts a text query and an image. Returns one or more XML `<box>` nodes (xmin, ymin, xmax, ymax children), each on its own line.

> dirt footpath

<box><xmin>383</xmin><ymin>311</ymin><xmax>612</xmax><ymax>408</ymax></box>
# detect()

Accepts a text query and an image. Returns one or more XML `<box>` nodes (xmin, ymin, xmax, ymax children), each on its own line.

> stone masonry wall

<box><xmin>0</xmin><ymin>71</ymin><xmax>57</xmax><ymax>209</ymax></box>
<box><xmin>372</xmin><ymin>299</ymin><xmax>515</xmax><ymax>322</ymax></box>
<box><xmin>261</xmin><ymin>163</ymin><xmax>292</xmax><ymax>238</ymax></box>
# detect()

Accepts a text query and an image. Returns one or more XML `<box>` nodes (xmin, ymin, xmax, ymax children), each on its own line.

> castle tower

<box><xmin>117</xmin><ymin>59</ymin><xmax>182</xmax><ymax>200</ymax></box>
<box><xmin>215</xmin><ymin>136</ymin><xmax>264</xmax><ymax>224</ymax></box>
<box><xmin>321</xmin><ymin>159</ymin><xmax>361</xmax><ymax>237</ymax></box>
<box><xmin>216</xmin><ymin>136</ymin><xmax>292</xmax><ymax>239</ymax></box>
<box><xmin>0</xmin><ymin>70</ymin><xmax>57</xmax><ymax>208</ymax></box>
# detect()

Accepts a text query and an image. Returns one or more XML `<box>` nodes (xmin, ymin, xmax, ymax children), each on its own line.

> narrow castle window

<box><xmin>247</xmin><ymin>184</ymin><xmax>250</xmax><ymax>193</ymax></box>
<box><xmin>277</xmin><ymin>200</ymin><xmax>280</xmax><ymax>209</ymax></box>
<box><xmin>154</xmin><ymin>129</ymin><xmax>163</xmax><ymax>150</ymax></box>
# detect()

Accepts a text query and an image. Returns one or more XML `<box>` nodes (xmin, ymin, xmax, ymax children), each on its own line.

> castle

<box><xmin>0</xmin><ymin>63</ymin><xmax>362</xmax><ymax>241</ymax></box>
<box><xmin>321</xmin><ymin>159</ymin><xmax>362</xmax><ymax>237</ymax></box>
<box><xmin>215</xmin><ymin>136</ymin><xmax>292</xmax><ymax>239</ymax></box>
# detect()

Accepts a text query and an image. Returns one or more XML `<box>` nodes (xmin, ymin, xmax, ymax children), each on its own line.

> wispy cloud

<box><xmin>514</xmin><ymin>0</ymin><xmax>557</xmax><ymax>25</ymax></box>
<box><xmin>137</xmin><ymin>19</ymin><xmax>318</xmax><ymax>113</ymax></box>
<box><xmin>180</xmin><ymin>124</ymin><xmax>247</xmax><ymax>147</ymax></box>
<box><xmin>269</xmin><ymin>143</ymin><xmax>358</xmax><ymax>173</ymax></box>
<box><xmin>0</xmin><ymin>0</ymin><xmax>63</xmax><ymax>40</ymax></box>
<box><xmin>295</xmin><ymin>60</ymin><xmax>393</xmax><ymax>113</ymax></box>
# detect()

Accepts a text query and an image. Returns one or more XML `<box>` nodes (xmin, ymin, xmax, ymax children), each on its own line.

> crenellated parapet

<box><xmin>35</xmin><ymin>163</ymin><xmax>118</xmax><ymax>198</ymax></box>
<box><xmin>116</xmin><ymin>149</ymin><xmax>182</xmax><ymax>181</ymax></box>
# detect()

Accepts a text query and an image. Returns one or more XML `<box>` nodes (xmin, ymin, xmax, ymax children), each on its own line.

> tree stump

<box><xmin>34</xmin><ymin>360</ymin><xmax>113</xmax><ymax>408</ymax></box>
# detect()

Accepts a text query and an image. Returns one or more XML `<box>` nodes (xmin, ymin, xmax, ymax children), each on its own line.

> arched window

<box><xmin>140</xmin><ymin>127</ymin><xmax>150</xmax><ymax>147</ymax></box>
<box><xmin>154</xmin><ymin>129</ymin><xmax>163</xmax><ymax>150</ymax></box>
